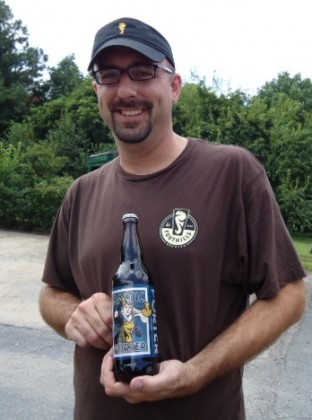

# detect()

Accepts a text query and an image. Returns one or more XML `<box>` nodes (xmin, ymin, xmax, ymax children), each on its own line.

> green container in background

<box><xmin>87</xmin><ymin>150</ymin><xmax>118</xmax><ymax>172</ymax></box>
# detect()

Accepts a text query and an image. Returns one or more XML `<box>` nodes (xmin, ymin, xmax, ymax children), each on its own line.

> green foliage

<box><xmin>266</xmin><ymin>94</ymin><xmax>312</xmax><ymax>182</ymax></box>
<box><xmin>0</xmin><ymin>78</ymin><xmax>29</xmax><ymax>132</ymax></box>
<box><xmin>64</xmin><ymin>77</ymin><xmax>113</xmax><ymax>145</ymax></box>
<box><xmin>26</xmin><ymin>96</ymin><xmax>67</xmax><ymax>140</ymax></box>
<box><xmin>259</xmin><ymin>72</ymin><xmax>312</xmax><ymax>113</ymax></box>
<box><xmin>47</xmin><ymin>116</ymin><xmax>89</xmax><ymax>178</ymax></box>
<box><xmin>277</xmin><ymin>175</ymin><xmax>312</xmax><ymax>233</ymax></box>
<box><xmin>19</xmin><ymin>177</ymin><xmax>73</xmax><ymax>231</ymax></box>
<box><xmin>0</xmin><ymin>140</ymin><xmax>72</xmax><ymax>231</ymax></box>
<box><xmin>48</xmin><ymin>54</ymin><xmax>84</xmax><ymax>100</ymax></box>
<box><xmin>23</xmin><ymin>142</ymin><xmax>68</xmax><ymax>178</ymax></box>
<box><xmin>25</xmin><ymin>78</ymin><xmax>111</xmax><ymax>146</ymax></box>
<box><xmin>213</xmin><ymin>91</ymin><xmax>252</xmax><ymax>146</ymax></box>
<box><xmin>0</xmin><ymin>0</ymin><xmax>48</xmax><ymax>135</ymax></box>
<box><xmin>4</xmin><ymin>121</ymin><xmax>36</xmax><ymax>147</ymax></box>
<box><xmin>0</xmin><ymin>140</ymin><xmax>23</xmax><ymax>185</ymax></box>
<box><xmin>0</xmin><ymin>176</ymin><xmax>73</xmax><ymax>231</ymax></box>
<box><xmin>174</xmin><ymin>80</ymin><xmax>219</xmax><ymax>139</ymax></box>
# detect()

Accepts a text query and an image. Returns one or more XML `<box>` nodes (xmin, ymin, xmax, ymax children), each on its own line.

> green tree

<box><xmin>259</xmin><ymin>72</ymin><xmax>312</xmax><ymax>116</ymax></box>
<box><xmin>0</xmin><ymin>0</ymin><xmax>48</xmax><ymax>135</ymax></box>
<box><xmin>26</xmin><ymin>77</ymin><xmax>112</xmax><ymax>147</ymax></box>
<box><xmin>213</xmin><ymin>91</ymin><xmax>252</xmax><ymax>147</ymax></box>
<box><xmin>64</xmin><ymin>77</ymin><xmax>113</xmax><ymax>145</ymax></box>
<box><xmin>174</xmin><ymin>75</ymin><xmax>220</xmax><ymax>140</ymax></box>
<box><xmin>47</xmin><ymin>116</ymin><xmax>90</xmax><ymax>178</ymax></box>
<box><xmin>48</xmin><ymin>54</ymin><xmax>84</xmax><ymax>100</ymax></box>
<box><xmin>253</xmin><ymin>74</ymin><xmax>312</xmax><ymax>232</ymax></box>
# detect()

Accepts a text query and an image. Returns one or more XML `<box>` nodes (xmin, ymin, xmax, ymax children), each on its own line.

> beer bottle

<box><xmin>112</xmin><ymin>213</ymin><xmax>159</xmax><ymax>383</ymax></box>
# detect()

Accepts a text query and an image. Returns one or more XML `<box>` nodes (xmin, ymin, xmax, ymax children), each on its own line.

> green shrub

<box><xmin>0</xmin><ymin>177</ymin><xmax>73</xmax><ymax>232</ymax></box>
<box><xmin>24</xmin><ymin>177</ymin><xmax>73</xmax><ymax>231</ymax></box>
<box><xmin>277</xmin><ymin>175</ymin><xmax>312</xmax><ymax>233</ymax></box>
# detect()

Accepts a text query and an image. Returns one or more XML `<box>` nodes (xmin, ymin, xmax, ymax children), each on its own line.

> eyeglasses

<box><xmin>92</xmin><ymin>64</ymin><xmax>175</xmax><ymax>85</ymax></box>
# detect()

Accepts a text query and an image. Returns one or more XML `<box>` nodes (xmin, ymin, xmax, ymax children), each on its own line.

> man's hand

<box><xmin>99</xmin><ymin>279</ymin><xmax>306</xmax><ymax>403</ymax></box>
<box><xmin>100</xmin><ymin>349</ymin><xmax>197</xmax><ymax>403</ymax></box>
<box><xmin>65</xmin><ymin>292</ymin><xmax>112</xmax><ymax>350</ymax></box>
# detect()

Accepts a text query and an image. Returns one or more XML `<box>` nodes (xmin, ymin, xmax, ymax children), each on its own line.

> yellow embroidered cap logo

<box><xmin>119</xmin><ymin>22</ymin><xmax>126</xmax><ymax>35</ymax></box>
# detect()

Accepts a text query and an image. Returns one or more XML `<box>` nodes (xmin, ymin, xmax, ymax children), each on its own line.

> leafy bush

<box><xmin>0</xmin><ymin>176</ymin><xmax>73</xmax><ymax>231</ymax></box>
<box><xmin>0</xmin><ymin>141</ymin><xmax>73</xmax><ymax>231</ymax></box>
<box><xmin>277</xmin><ymin>176</ymin><xmax>312</xmax><ymax>233</ymax></box>
<box><xmin>20</xmin><ymin>177</ymin><xmax>73</xmax><ymax>231</ymax></box>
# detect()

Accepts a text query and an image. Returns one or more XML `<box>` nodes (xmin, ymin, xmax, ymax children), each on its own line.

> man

<box><xmin>39</xmin><ymin>17</ymin><xmax>306</xmax><ymax>419</ymax></box>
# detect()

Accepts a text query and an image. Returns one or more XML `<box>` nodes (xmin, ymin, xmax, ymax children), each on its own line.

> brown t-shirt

<box><xmin>42</xmin><ymin>138</ymin><xmax>305</xmax><ymax>420</ymax></box>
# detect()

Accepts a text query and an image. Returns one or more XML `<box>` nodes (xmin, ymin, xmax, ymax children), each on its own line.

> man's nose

<box><xmin>116</xmin><ymin>73</ymin><xmax>137</xmax><ymax>98</ymax></box>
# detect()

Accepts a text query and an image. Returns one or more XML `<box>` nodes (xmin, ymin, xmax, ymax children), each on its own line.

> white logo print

<box><xmin>159</xmin><ymin>209</ymin><xmax>198</xmax><ymax>248</ymax></box>
<box><xmin>174</xmin><ymin>210</ymin><xmax>187</xmax><ymax>235</ymax></box>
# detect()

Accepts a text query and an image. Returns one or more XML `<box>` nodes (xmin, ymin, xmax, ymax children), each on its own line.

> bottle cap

<box><xmin>122</xmin><ymin>213</ymin><xmax>138</xmax><ymax>221</ymax></box>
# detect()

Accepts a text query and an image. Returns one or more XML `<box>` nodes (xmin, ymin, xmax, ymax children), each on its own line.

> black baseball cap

<box><xmin>87</xmin><ymin>17</ymin><xmax>175</xmax><ymax>71</ymax></box>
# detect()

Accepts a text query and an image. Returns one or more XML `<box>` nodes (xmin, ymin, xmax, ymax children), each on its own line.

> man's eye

<box><xmin>102</xmin><ymin>70</ymin><xmax>118</xmax><ymax>80</ymax></box>
<box><xmin>132</xmin><ymin>66</ymin><xmax>154</xmax><ymax>79</ymax></box>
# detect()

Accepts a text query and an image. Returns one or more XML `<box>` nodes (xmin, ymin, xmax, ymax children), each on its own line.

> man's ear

<box><xmin>171</xmin><ymin>73</ymin><xmax>183</xmax><ymax>104</ymax></box>
<box><xmin>92</xmin><ymin>81</ymin><xmax>98</xmax><ymax>95</ymax></box>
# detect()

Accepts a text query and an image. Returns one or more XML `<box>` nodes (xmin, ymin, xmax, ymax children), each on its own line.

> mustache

<box><xmin>110</xmin><ymin>99</ymin><xmax>152</xmax><ymax>111</ymax></box>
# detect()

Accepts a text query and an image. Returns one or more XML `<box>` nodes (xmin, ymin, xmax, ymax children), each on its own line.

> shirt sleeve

<box><xmin>41</xmin><ymin>185</ymin><xmax>80</xmax><ymax>297</ymax></box>
<box><xmin>241</xmin><ymin>160</ymin><xmax>306</xmax><ymax>299</ymax></box>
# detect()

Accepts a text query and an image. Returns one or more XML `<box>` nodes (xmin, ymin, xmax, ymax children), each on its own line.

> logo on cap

<box><xmin>119</xmin><ymin>22</ymin><xmax>126</xmax><ymax>35</ymax></box>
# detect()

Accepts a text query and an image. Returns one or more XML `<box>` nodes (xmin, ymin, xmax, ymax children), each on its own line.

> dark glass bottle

<box><xmin>112</xmin><ymin>213</ymin><xmax>159</xmax><ymax>383</ymax></box>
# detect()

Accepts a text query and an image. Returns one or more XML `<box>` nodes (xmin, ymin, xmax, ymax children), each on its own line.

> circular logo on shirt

<box><xmin>159</xmin><ymin>209</ymin><xmax>198</xmax><ymax>248</ymax></box>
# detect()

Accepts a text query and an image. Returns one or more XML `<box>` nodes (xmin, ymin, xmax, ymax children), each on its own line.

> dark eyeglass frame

<box><xmin>92</xmin><ymin>63</ymin><xmax>175</xmax><ymax>85</ymax></box>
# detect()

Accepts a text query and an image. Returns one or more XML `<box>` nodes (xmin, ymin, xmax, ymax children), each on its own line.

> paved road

<box><xmin>0</xmin><ymin>229</ymin><xmax>311</xmax><ymax>419</ymax></box>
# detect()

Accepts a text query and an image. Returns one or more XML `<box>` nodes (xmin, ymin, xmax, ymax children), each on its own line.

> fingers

<box><xmin>65</xmin><ymin>292</ymin><xmax>113</xmax><ymax>350</ymax></box>
<box><xmin>101</xmin><ymin>350</ymin><xmax>131</xmax><ymax>395</ymax></box>
<box><xmin>84</xmin><ymin>293</ymin><xmax>112</xmax><ymax>344</ymax></box>
<box><xmin>101</xmin><ymin>356</ymin><xmax>186</xmax><ymax>403</ymax></box>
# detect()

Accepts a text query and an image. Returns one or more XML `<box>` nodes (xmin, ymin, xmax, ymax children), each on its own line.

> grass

<box><xmin>292</xmin><ymin>234</ymin><xmax>312</xmax><ymax>273</ymax></box>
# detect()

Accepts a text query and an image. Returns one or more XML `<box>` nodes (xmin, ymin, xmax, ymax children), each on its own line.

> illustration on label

<box><xmin>113</xmin><ymin>286</ymin><xmax>158</xmax><ymax>358</ymax></box>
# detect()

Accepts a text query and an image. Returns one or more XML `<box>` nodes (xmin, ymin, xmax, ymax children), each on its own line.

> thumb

<box><xmin>130</xmin><ymin>378</ymin><xmax>144</xmax><ymax>391</ymax></box>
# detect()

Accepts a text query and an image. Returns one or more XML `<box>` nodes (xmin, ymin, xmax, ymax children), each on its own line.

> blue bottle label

<box><xmin>112</xmin><ymin>285</ymin><xmax>159</xmax><ymax>358</ymax></box>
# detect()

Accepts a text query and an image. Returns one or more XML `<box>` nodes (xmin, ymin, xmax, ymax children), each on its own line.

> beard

<box><xmin>112</xmin><ymin>120</ymin><xmax>152</xmax><ymax>144</ymax></box>
<box><xmin>110</xmin><ymin>99</ymin><xmax>153</xmax><ymax>144</ymax></box>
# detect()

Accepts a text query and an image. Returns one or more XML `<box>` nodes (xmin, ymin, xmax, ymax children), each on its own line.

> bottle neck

<box><xmin>121</xmin><ymin>219</ymin><xmax>143</xmax><ymax>263</ymax></box>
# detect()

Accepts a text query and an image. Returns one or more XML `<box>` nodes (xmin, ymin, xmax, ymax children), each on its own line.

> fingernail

<box><xmin>132</xmin><ymin>380</ymin><xmax>143</xmax><ymax>391</ymax></box>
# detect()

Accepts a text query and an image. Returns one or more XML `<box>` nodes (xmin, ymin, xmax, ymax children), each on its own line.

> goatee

<box><xmin>111</xmin><ymin>98</ymin><xmax>153</xmax><ymax>144</ymax></box>
<box><xmin>113</xmin><ymin>121</ymin><xmax>152</xmax><ymax>144</ymax></box>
